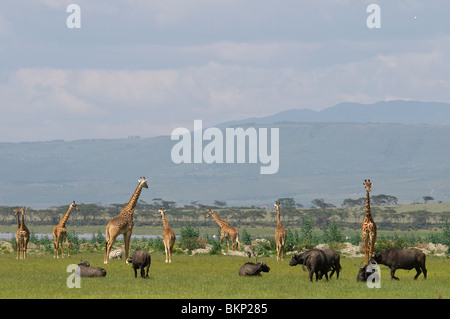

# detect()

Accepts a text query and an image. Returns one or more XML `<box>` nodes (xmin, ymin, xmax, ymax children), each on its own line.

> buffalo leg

<box><xmin>390</xmin><ymin>268</ymin><xmax>399</xmax><ymax>280</ymax></box>
<box><xmin>308</xmin><ymin>269</ymin><xmax>314</xmax><ymax>282</ymax></box>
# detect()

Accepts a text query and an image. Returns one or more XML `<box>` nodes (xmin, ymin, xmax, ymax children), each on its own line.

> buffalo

<box><xmin>128</xmin><ymin>250</ymin><xmax>151</xmax><ymax>278</ymax></box>
<box><xmin>289</xmin><ymin>249</ymin><xmax>329</xmax><ymax>282</ymax></box>
<box><xmin>238</xmin><ymin>261</ymin><xmax>270</xmax><ymax>276</ymax></box>
<box><xmin>322</xmin><ymin>249</ymin><xmax>342</xmax><ymax>279</ymax></box>
<box><xmin>77</xmin><ymin>260</ymin><xmax>107</xmax><ymax>277</ymax></box>
<box><xmin>372</xmin><ymin>248</ymin><xmax>427</xmax><ymax>280</ymax></box>
<box><xmin>356</xmin><ymin>261</ymin><xmax>378</xmax><ymax>282</ymax></box>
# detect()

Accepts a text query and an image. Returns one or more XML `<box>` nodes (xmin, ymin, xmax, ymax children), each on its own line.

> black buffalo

<box><xmin>356</xmin><ymin>261</ymin><xmax>377</xmax><ymax>282</ymax></box>
<box><xmin>128</xmin><ymin>250</ymin><xmax>151</xmax><ymax>278</ymax></box>
<box><xmin>77</xmin><ymin>260</ymin><xmax>107</xmax><ymax>277</ymax></box>
<box><xmin>322</xmin><ymin>249</ymin><xmax>342</xmax><ymax>279</ymax></box>
<box><xmin>372</xmin><ymin>248</ymin><xmax>427</xmax><ymax>280</ymax></box>
<box><xmin>238</xmin><ymin>260</ymin><xmax>270</xmax><ymax>276</ymax></box>
<box><xmin>289</xmin><ymin>249</ymin><xmax>329</xmax><ymax>282</ymax></box>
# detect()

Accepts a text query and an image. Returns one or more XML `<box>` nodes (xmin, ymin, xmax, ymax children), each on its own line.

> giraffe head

<box><xmin>21</xmin><ymin>206</ymin><xmax>27</xmax><ymax>214</ymax></box>
<box><xmin>70</xmin><ymin>201</ymin><xmax>80</xmax><ymax>211</ymax></box>
<box><xmin>159</xmin><ymin>207</ymin><xmax>166</xmax><ymax>216</ymax></box>
<box><xmin>205</xmin><ymin>209</ymin><xmax>214</xmax><ymax>218</ymax></box>
<box><xmin>14</xmin><ymin>208</ymin><xmax>20</xmax><ymax>217</ymax></box>
<box><xmin>139</xmin><ymin>177</ymin><xmax>149</xmax><ymax>188</ymax></box>
<box><xmin>275</xmin><ymin>202</ymin><xmax>281</xmax><ymax>209</ymax></box>
<box><xmin>364</xmin><ymin>179</ymin><xmax>373</xmax><ymax>193</ymax></box>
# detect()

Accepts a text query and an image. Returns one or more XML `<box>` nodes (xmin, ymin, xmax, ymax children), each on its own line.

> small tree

<box><xmin>423</xmin><ymin>196</ymin><xmax>434</xmax><ymax>204</ymax></box>
<box><xmin>301</xmin><ymin>218</ymin><xmax>314</xmax><ymax>248</ymax></box>
<box><xmin>311</xmin><ymin>199</ymin><xmax>335</xmax><ymax>208</ymax></box>
<box><xmin>322</xmin><ymin>222</ymin><xmax>343</xmax><ymax>244</ymax></box>
<box><xmin>179</xmin><ymin>223</ymin><xmax>202</xmax><ymax>252</ymax></box>
<box><xmin>241</xmin><ymin>229</ymin><xmax>252</xmax><ymax>245</ymax></box>
<box><xmin>286</xmin><ymin>228</ymin><xmax>300</xmax><ymax>251</ymax></box>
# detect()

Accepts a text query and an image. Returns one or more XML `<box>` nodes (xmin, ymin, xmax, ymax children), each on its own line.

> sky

<box><xmin>1</xmin><ymin>0</ymin><xmax>450</xmax><ymax>142</ymax></box>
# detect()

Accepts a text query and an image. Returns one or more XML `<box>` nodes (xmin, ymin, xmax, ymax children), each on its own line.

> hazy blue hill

<box><xmin>219</xmin><ymin>100</ymin><xmax>450</xmax><ymax>126</ymax></box>
<box><xmin>1</xmin><ymin>122</ymin><xmax>449</xmax><ymax>208</ymax></box>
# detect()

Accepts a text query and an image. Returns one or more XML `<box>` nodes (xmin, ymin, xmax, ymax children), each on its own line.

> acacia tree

<box><xmin>371</xmin><ymin>194</ymin><xmax>398</xmax><ymax>206</ymax></box>
<box><xmin>311</xmin><ymin>199</ymin><xmax>335</xmax><ymax>208</ymax></box>
<box><xmin>423</xmin><ymin>196</ymin><xmax>434</xmax><ymax>204</ymax></box>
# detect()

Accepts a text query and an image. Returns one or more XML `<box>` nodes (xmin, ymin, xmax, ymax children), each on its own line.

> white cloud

<box><xmin>2</xmin><ymin>38</ymin><xmax>450</xmax><ymax>142</ymax></box>
<box><xmin>1</xmin><ymin>1</ymin><xmax>450</xmax><ymax>142</ymax></box>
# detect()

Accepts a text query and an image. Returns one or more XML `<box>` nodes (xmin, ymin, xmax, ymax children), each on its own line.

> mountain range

<box><xmin>219</xmin><ymin>100</ymin><xmax>450</xmax><ymax>127</ymax></box>
<box><xmin>1</xmin><ymin>100</ymin><xmax>449</xmax><ymax>209</ymax></box>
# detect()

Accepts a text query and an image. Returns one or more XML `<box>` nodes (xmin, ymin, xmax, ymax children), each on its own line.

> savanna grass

<box><xmin>0</xmin><ymin>252</ymin><xmax>448</xmax><ymax>299</ymax></box>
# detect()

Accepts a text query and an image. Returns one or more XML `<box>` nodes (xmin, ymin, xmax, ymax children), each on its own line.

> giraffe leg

<box><xmin>21</xmin><ymin>241</ymin><xmax>25</xmax><ymax>259</ymax></box>
<box><xmin>276</xmin><ymin>241</ymin><xmax>280</xmax><ymax>261</ymax></box>
<box><xmin>219</xmin><ymin>233</ymin><xmax>224</xmax><ymax>247</ymax></box>
<box><xmin>104</xmin><ymin>226</ymin><xmax>116</xmax><ymax>264</ymax></box>
<box><xmin>60</xmin><ymin>236</ymin><xmax>65</xmax><ymax>258</ymax></box>
<box><xmin>16</xmin><ymin>238</ymin><xmax>20</xmax><ymax>259</ymax></box>
<box><xmin>24</xmin><ymin>238</ymin><xmax>29</xmax><ymax>259</ymax></box>
<box><xmin>169</xmin><ymin>243</ymin><xmax>173</xmax><ymax>263</ymax></box>
<box><xmin>369</xmin><ymin>232</ymin><xmax>376</xmax><ymax>261</ymax></box>
<box><xmin>124</xmin><ymin>232</ymin><xmax>132</xmax><ymax>264</ymax></box>
<box><xmin>55</xmin><ymin>236</ymin><xmax>60</xmax><ymax>259</ymax></box>
<box><xmin>362</xmin><ymin>230</ymin><xmax>369</xmax><ymax>264</ymax></box>
<box><xmin>236</xmin><ymin>234</ymin><xmax>241</xmax><ymax>250</ymax></box>
<box><xmin>65</xmin><ymin>235</ymin><xmax>71</xmax><ymax>258</ymax></box>
<box><xmin>164</xmin><ymin>240</ymin><xmax>169</xmax><ymax>263</ymax></box>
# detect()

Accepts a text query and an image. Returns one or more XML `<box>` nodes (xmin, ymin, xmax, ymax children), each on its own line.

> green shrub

<box><xmin>179</xmin><ymin>223</ymin><xmax>202</xmax><ymax>251</ymax></box>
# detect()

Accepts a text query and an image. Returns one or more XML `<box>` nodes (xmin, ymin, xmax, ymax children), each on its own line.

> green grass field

<box><xmin>0</xmin><ymin>251</ymin><xmax>448</xmax><ymax>299</ymax></box>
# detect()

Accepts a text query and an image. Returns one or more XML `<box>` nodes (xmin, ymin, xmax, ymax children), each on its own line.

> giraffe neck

<box><xmin>120</xmin><ymin>184</ymin><xmax>143</xmax><ymax>218</ymax></box>
<box><xmin>16</xmin><ymin>212</ymin><xmax>21</xmax><ymax>229</ymax></box>
<box><xmin>161</xmin><ymin>212</ymin><xmax>170</xmax><ymax>229</ymax></box>
<box><xmin>59</xmin><ymin>206</ymin><xmax>73</xmax><ymax>227</ymax></box>
<box><xmin>211</xmin><ymin>212</ymin><xmax>227</xmax><ymax>228</ymax></box>
<box><xmin>21</xmin><ymin>210</ymin><xmax>25</xmax><ymax>228</ymax></box>
<box><xmin>276</xmin><ymin>207</ymin><xmax>282</xmax><ymax>227</ymax></box>
<box><xmin>365</xmin><ymin>191</ymin><xmax>372</xmax><ymax>220</ymax></box>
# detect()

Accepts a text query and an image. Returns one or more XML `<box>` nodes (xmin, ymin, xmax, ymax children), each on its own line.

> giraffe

<box><xmin>14</xmin><ymin>208</ymin><xmax>22</xmax><ymax>259</ymax></box>
<box><xmin>205</xmin><ymin>209</ymin><xmax>241</xmax><ymax>251</ymax></box>
<box><xmin>159</xmin><ymin>208</ymin><xmax>176</xmax><ymax>263</ymax></box>
<box><xmin>104</xmin><ymin>177</ymin><xmax>148</xmax><ymax>264</ymax></box>
<box><xmin>16</xmin><ymin>207</ymin><xmax>30</xmax><ymax>259</ymax></box>
<box><xmin>274</xmin><ymin>202</ymin><xmax>287</xmax><ymax>261</ymax></box>
<box><xmin>361</xmin><ymin>179</ymin><xmax>377</xmax><ymax>264</ymax></box>
<box><xmin>52</xmin><ymin>201</ymin><xmax>79</xmax><ymax>258</ymax></box>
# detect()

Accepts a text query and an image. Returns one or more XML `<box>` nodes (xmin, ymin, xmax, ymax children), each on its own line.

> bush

<box><xmin>241</xmin><ymin>229</ymin><xmax>252</xmax><ymax>245</ymax></box>
<box><xmin>91</xmin><ymin>230</ymin><xmax>105</xmax><ymax>245</ymax></box>
<box><xmin>179</xmin><ymin>223</ymin><xmax>203</xmax><ymax>251</ymax></box>
<box><xmin>322</xmin><ymin>222</ymin><xmax>343</xmax><ymax>244</ymax></box>
<box><xmin>286</xmin><ymin>228</ymin><xmax>300</xmax><ymax>251</ymax></box>
<box><xmin>147</xmin><ymin>237</ymin><xmax>165</xmax><ymax>251</ymax></box>
<box><xmin>300</xmin><ymin>218</ymin><xmax>314</xmax><ymax>248</ymax></box>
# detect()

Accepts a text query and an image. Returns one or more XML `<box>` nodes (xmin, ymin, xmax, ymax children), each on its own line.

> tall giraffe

<box><xmin>361</xmin><ymin>179</ymin><xmax>377</xmax><ymax>264</ymax></box>
<box><xmin>104</xmin><ymin>177</ymin><xmax>148</xmax><ymax>264</ymax></box>
<box><xmin>205</xmin><ymin>209</ymin><xmax>241</xmax><ymax>251</ymax></box>
<box><xmin>274</xmin><ymin>202</ymin><xmax>287</xmax><ymax>261</ymax></box>
<box><xmin>52</xmin><ymin>201</ymin><xmax>79</xmax><ymax>258</ymax></box>
<box><xmin>159</xmin><ymin>208</ymin><xmax>176</xmax><ymax>263</ymax></box>
<box><xmin>14</xmin><ymin>208</ymin><xmax>22</xmax><ymax>259</ymax></box>
<box><xmin>16</xmin><ymin>207</ymin><xmax>30</xmax><ymax>259</ymax></box>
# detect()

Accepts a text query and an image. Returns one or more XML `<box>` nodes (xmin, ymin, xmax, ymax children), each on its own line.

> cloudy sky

<box><xmin>1</xmin><ymin>0</ymin><xmax>450</xmax><ymax>142</ymax></box>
